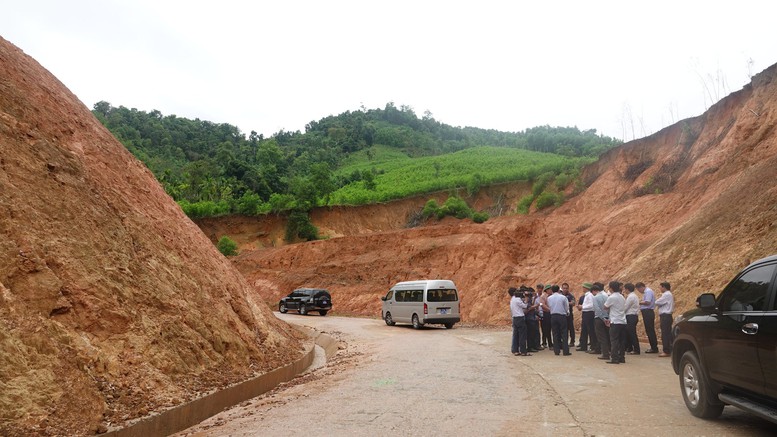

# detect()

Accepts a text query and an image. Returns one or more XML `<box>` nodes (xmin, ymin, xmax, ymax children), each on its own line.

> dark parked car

<box><xmin>672</xmin><ymin>254</ymin><xmax>777</xmax><ymax>424</ymax></box>
<box><xmin>279</xmin><ymin>288</ymin><xmax>332</xmax><ymax>316</ymax></box>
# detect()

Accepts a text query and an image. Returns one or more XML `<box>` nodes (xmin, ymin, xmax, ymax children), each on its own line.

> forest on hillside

<box><xmin>93</xmin><ymin>101</ymin><xmax>621</xmax><ymax>239</ymax></box>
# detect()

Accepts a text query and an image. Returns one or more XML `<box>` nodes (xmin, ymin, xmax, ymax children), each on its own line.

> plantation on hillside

<box><xmin>92</xmin><ymin>101</ymin><xmax>621</xmax><ymax>236</ymax></box>
<box><xmin>330</xmin><ymin>146</ymin><xmax>587</xmax><ymax>205</ymax></box>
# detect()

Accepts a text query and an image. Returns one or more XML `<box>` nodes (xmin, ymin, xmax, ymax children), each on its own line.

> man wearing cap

<box><xmin>577</xmin><ymin>282</ymin><xmax>596</xmax><ymax>352</ymax></box>
<box><xmin>547</xmin><ymin>285</ymin><xmax>571</xmax><ymax>356</ymax></box>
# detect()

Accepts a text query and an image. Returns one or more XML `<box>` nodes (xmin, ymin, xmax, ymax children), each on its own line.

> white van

<box><xmin>380</xmin><ymin>280</ymin><xmax>460</xmax><ymax>329</ymax></box>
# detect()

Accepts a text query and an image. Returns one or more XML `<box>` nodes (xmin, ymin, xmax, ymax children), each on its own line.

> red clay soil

<box><xmin>231</xmin><ymin>64</ymin><xmax>777</xmax><ymax>327</ymax></box>
<box><xmin>0</xmin><ymin>37</ymin><xmax>303</xmax><ymax>436</ymax></box>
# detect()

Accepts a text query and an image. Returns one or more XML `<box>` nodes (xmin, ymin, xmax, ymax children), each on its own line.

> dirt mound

<box><xmin>0</xmin><ymin>37</ymin><xmax>302</xmax><ymax>436</ymax></box>
<box><xmin>234</xmin><ymin>63</ymin><xmax>777</xmax><ymax>326</ymax></box>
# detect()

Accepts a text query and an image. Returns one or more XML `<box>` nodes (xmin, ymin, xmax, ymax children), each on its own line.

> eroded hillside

<box><xmin>234</xmin><ymin>64</ymin><xmax>777</xmax><ymax>325</ymax></box>
<box><xmin>0</xmin><ymin>38</ymin><xmax>302</xmax><ymax>436</ymax></box>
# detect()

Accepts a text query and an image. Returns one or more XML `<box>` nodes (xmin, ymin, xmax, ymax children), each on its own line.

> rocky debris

<box><xmin>0</xmin><ymin>37</ymin><xmax>303</xmax><ymax>436</ymax></box>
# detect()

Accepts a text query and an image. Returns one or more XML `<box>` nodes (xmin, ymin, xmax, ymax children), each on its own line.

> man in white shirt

<box><xmin>510</xmin><ymin>288</ymin><xmax>529</xmax><ymax>356</ymax></box>
<box><xmin>604</xmin><ymin>281</ymin><xmax>627</xmax><ymax>364</ymax></box>
<box><xmin>655</xmin><ymin>281</ymin><xmax>675</xmax><ymax>357</ymax></box>
<box><xmin>547</xmin><ymin>285</ymin><xmax>571</xmax><ymax>356</ymax></box>
<box><xmin>576</xmin><ymin>283</ymin><xmax>596</xmax><ymax>352</ymax></box>
<box><xmin>623</xmin><ymin>283</ymin><xmax>641</xmax><ymax>354</ymax></box>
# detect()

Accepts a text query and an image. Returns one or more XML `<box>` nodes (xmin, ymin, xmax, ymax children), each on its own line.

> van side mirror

<box><xmin>697</xmin><ymin>293</ymin><xmax>716</xmax><ymax>310</ymax></box>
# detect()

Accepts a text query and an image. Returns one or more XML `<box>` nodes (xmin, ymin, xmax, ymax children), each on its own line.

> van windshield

<box><xmin>427</xmin><ymin>289</ymin><xmax>458</xmax><ymax>302</ymax></box>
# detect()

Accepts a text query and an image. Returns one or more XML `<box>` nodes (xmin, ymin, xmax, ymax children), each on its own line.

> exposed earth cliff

<box><xmin>0</xmin><ymin>38</ymin><xmax>302</xmax><ymax>436</ymax></box>
<box><xmin>230</xmin><ymin>64</ymin><xmax>777</xmax><ymax>326</ymax></box>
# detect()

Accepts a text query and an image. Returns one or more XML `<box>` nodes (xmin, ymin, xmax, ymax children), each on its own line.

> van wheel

<box><xmin>279</xmin><ymin>303</ymin><xmax>287</xmax><ymax>314</ymax></box>
<box><xmin>444</xmin><ymin>323</ymin><xmax>454</xmax><ymax>329</ymax></box>
<box><xmin>299</xmin><ymin>304</ymin><xmax>307</xmax><ymax>315</ymax></box>
<box><xmin>384</xmin><ymin>312</ymin><xmax>395</xmax><ymax>326</ymax></box>
<box><xmin>679</xmin><ymin>351</ymin><xmax>724</xmax><ymax>419</ymax></box>
<box><xmin>412</xmin><ymin>314</ymin><xmax>422</xmax><ymax>329</ymax></box>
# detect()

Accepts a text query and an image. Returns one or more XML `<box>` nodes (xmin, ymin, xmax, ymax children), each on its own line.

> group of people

<box><xmin>509</xmin><ymin>281</ymin><xmax>675</xmax><ymax>364</ymax></box>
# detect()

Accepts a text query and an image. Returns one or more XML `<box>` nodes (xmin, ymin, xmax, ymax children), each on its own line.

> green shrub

<box><xmin>555</xmin><ymin>170</ymin><xmax>578</xmax><ymax>191</ymax></box>
<box><xmin>235</xmin><ymin>192</ymin><xmax>264</xmax><ymax>215</ymax></box>
<box><xmin>440</xmin><ymin>196</ymin><xmax>472</xmax><ymax>219</ymax></box>
<box><xmin>285</xmin><ymin>210</ymin><xmax>319</xmax><ymax>242</ymax></box>
<box><xmin>466</xmin><ymin>173</ymin><xmax>484</xmax><ymax>196</ymax></box>
<box><xmin>535</xmin><ymin>191</ymin><xmax>563</xmax><ymax>210</ymax></box>
<box><xmin>532</xmin><ymin>172</ymin><xmax>556</xmax><ymax>197</ymax></box>
<box><xmin>422</xmin><ymin>199</ymin><xmax>440</xmax><ymax>218</ymax></box>
<box><xmin>472</xmin><ymin>211</ymin><xmax>489</xmax><ymax>223</ymax></box>
<box><xmin>517</xmin><ymin>194</ymin><xmax>534</xmax><ymax>214</ymax></box>
<box><xmin>216</xmin><ymin>236</ymin><xmax>238</xmax><ymax>256</ymax></box>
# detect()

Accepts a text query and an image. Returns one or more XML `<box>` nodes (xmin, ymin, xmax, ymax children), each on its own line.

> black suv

<box><xmin>672</xmin><ymin>254</ymin><xmax>777</xmax><ymax>424</ymax></box>
<box><xmin>278</xmin><ymin>288</ymin><xmax>332</xmax><ymax>316</ymax></box>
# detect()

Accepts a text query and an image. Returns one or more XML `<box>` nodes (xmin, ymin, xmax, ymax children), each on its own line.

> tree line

<box><xmin>93</xmin><ymin>101</ymin><xmax>621</xmax><ymax>240</ymax></box>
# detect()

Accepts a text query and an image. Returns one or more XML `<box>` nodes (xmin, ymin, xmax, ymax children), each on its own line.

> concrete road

<box><xmin>177</xmin><ymin>315</ymin><xmax>774</xmax><ymax>436</ymax></box>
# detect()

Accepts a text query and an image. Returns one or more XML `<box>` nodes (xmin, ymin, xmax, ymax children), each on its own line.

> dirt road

<box><xmin>178</xmin><ymin>315</ymin><xmax>773</xmax><ymax>436</ymax></box>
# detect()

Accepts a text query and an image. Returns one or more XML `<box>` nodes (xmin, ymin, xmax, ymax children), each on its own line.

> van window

<box><xmin>385</xmin><ymin>290</ymin><xmax>394</xmax><ymax>301</ymax></box>
<box><xmin>427</xmin><ymin>289</ymin><xmax>458</xmax><ymax>302</ymax></box>
<box><xmin>411</xmin><ymin>290</ymin><xmax>423</xmax><ymax>302</ymax></box>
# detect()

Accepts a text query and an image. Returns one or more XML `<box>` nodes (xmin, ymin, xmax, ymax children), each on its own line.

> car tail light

<box><xmin>424</xmin><ymin>303</ymin><xmax>428</xmax><ymax>315</ymax></box>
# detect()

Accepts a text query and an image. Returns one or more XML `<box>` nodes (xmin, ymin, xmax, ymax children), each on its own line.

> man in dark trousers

<box><xmin>592</xmin><ymin>283</ymin><xmax>610</xmax><ymax>359</ymax></box>
<box><xmin>547</xmin><ymin>285</ymin><xmax>571</xmax><ymax>356</ymax></box>
<box><xmin>561</xmin><ymin>282</ymin><xmax>576</xmax><ymax>347</ymax></box>
<box><xmin>525</xmin><ymin>287</ymin><xmax>541</xmax><ymax>352</ymax></box>
<box><xmin>538</xmin><ymin>284</ymin><xmax>553</xmax><ymax>349</ymax></box>
<box><xmin>577</xmin><ymin>282</ymin><xmax>596</xmax><ymax>352</ymax></box>
<box><xmin>637</xmin><ymin>282</ymin><xmax>659</xmax><ymax>353</ymax></box>
<box><xmin>510</xmin><ymin>288</ymin><xmax>530</xmax><ymax>356</ymax></box>
<box><xmin>655</xmin><ymin>282</ymin><xmax>675</xmax><ymax>357</ymax></box>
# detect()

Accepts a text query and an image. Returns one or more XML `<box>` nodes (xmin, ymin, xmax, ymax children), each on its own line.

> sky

<box><xmin>2</xmin><ymin>0</ymin><xmax>775</xmax><ymax>141</ymax></box>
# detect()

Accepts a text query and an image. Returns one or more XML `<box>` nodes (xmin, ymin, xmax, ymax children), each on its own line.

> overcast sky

<box><xmin>2</xmin><ymin>0</ymin><xmax>774</xmax><ymax>141</ymax></box>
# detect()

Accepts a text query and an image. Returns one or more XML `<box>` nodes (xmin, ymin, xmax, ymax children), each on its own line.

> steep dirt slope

<box><xmin>235</xmin><ymin>64</ymin><xmax>777</xmax><ymax>325</ymax></box>
<box><xmin>0</xmin><ymin>38</ymin><xmax>302</xmax><ymax>436</ymax></box>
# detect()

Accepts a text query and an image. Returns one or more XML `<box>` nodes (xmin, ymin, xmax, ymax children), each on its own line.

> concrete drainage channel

<box><xmin>104</xmin><ymin>329</ymin><xmax>338</xmax><ymax>437</ymax></box>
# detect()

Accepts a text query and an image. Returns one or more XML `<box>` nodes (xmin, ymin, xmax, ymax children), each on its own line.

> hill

<box><xmin>232</xmin><ymin>63</ymin><xmax>777</xmax><ymax>328</ymax></box>
<box><xmin>0</xmin><ymin>37</ymin><xmax>302</xmax><ymax>436</ymax></box>
<box><xmin>92</xmin><ymin>100</ymin><xmax>620</xmax><ymax>223</ymax></box>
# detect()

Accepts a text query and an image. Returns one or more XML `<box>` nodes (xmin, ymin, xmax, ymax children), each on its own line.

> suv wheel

<box><xmin>279</xmin><ymin>302</ymin><xmax>287</xmax><ymax>314</ymax></box>
<box><xmin>679</xmin><ymin>351</ymin><xmax>724</xmax><ymax>419</ymax></box>
<box><xmin>412</xmin><ymin>314</ymin><xmax>422</xmax><ymax>330</ymax></box>
<box><xmin>444</xmin><ymin>323</ymin><xmax>454</xmax><ymax>329</ymax></box>
<box><xmin>299</xmin><ymin>304</ymin><xmax>307</xmax><ymax>316</ymax></box>
<box><xmin>384</xmin><ymin>312</ymin><xmax>395</xmax><ymax>326</ymax></box>
<box><xmin>319</xmin><ymin>310</ymin><xmax>328</xmax><ymax>316</ymax></box>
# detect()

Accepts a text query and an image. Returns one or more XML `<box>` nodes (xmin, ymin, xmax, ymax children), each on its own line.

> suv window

<box><xmin>719</xmin><ymin>263</ymin><xmax>775</xmax><ymax>314</ymax></box>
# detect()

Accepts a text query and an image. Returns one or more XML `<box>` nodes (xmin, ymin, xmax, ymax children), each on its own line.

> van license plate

<box><xmin>440</xmin><ymin>308</ymin><xmax>448</xmax><ymax>315</ymax></box>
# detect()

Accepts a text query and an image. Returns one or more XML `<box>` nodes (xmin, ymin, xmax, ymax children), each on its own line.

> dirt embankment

<box><xmin>196</xmin><ymin>181</ymin><xmax>531</xmax><ymax>252</ymax></box>
<box><xmin>233</xmin><ymin>63</ymin><xmax>777</xmax><ymax>328</ymax></box>
<box><xmin>0</xmin><ymin>37</ymin><xmax>303</xmax><ymax>436</ymax></box>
